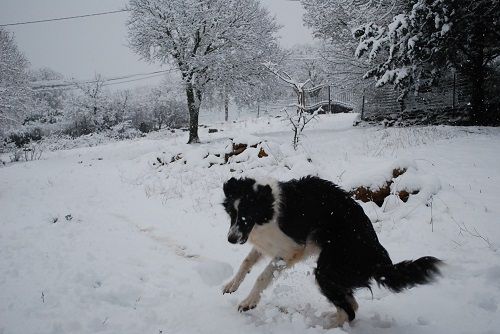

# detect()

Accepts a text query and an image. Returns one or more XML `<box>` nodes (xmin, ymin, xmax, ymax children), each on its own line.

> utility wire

<box><xmin>102</xmin><ymin>73</ymin><xmax>170</xmax><ymax>87</ymax></box>
<box><xmin>0</xmin><ymin>9</ymin><xmax>129</xmax><ymax>27</ymax></box>
<box><xmin>32</xmin><ymin>70</ymin><xmax>175</xmax><ymax>92</ymax></box>
<box><xmin>31</xmin><ymin>69</ymin><xmax>174</xmax><ymax>90</ymax></box>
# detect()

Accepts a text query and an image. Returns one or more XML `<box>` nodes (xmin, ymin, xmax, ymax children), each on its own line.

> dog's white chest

<box><xmin>249</xmin><ymin>222</ymin><xmax>306</xmax><ymax>264</ymax></box>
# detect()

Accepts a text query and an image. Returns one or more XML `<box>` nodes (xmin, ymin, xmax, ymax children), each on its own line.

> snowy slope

<box><xmin>1</xmin><ymin>114</ymin><xmax>499</xmax><ymax>334</ymax></box>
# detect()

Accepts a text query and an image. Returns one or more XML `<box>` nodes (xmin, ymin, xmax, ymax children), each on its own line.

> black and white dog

<box><xmin>222</xmin><ymin>176</ymin><xmax>442</xmax><ymax>327</ymax></box>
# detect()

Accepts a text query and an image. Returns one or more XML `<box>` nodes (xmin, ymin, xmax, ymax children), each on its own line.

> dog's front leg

<box><xmin>238</xmin><ymin>257</ymin><xmax>287</xmax><ymax>312</ymax></box>
<box><xmin>223</xmin><ymin>248</ymin><xmax>262</xmax><ymax>294</ymax></box>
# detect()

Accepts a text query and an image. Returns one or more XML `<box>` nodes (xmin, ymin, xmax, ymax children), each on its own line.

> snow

<box><xmin>441</xmin><ymin>23</ymin><xmax>451</xmax><ymax>35</ymax></box>
<box><xmin>375</xmin><ymin>67</ymin><xmax>410</xmax><ymax>87</ymax></box>
<box><xmin>1</xmin><ymin>113</ymin><xmax>500</xmax><ymax>334</ymax></box>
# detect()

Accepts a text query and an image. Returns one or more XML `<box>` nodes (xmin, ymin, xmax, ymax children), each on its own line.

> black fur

<box><xmin>373</xmin><ymin>256</ymin><xmax>442</xmax><ymax>293</ymax></box>
<box><xmin>223</xmin><ymin>178</ymin><xmax>274</xmax><ymax>244</ymax></box>
<box><xmin>222</xmin><ymin>176</ymin><xmax>442</xmax><ymax>322</ymax></box>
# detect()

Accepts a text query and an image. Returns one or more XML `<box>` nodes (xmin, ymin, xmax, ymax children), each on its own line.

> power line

<box><xmin>32</xmin><ymin>69</ymin><xmax>173</xmax><ymax>89</ymax></box>
<box><xmin>32</xmin><ymin>69</ymin><xmax>175</xmax><ymax>92</ymax></box>
<box><xmin>101</xmin><ymin>70</ymin><xmax>174</xmax><ymax>84</ymax></box>
<box><xmin>103</xmin><ymin>73</ymin><xmax>170</xmax><ymax>87</ymax></box>
<box><xmin>0</xmin><ymin>9</ymin><xmax>129</xmax><ymax>27</ymax></box>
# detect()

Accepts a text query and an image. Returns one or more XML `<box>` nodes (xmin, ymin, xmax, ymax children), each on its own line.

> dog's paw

<box><xmin>222</xmin><ymin>280</ymin><xmax>239</xmax><ymax>294</ymax></box>
<box><xmin>320</xmin><ymin>309</ymin><xmax>350</xmax><ymax>329</ymax></box>
<box><xmin>238</xmin><ymin>295</ymin><xmax>260</xmax><ymax>312</ymax></box>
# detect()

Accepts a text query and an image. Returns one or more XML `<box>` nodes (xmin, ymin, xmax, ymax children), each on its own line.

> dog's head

<box><xmin>222</xmin><ymin>177</ymin><xmax>275</xmax><ymax>244</ymax></box>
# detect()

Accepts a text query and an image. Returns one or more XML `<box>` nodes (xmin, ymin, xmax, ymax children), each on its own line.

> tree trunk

<box><xmin>469</xmin><ymin>54</ymin><xmax>487</xmax><ymax>125</ymax></box>
<box><xmin>469</xmin><ymin>21</ymin><xmax>486</xmax><ymax>125</ymax></box>
<box><xmin>185</xmin><ymin>82</ymin><xmax>200</xmax><ymax>144</ymax></box>
<box><xmin>470</xmin><ymin>65</ymin><xmax>486</xmax><ymax>125</ymax></box>
<box><xmin>224</xmin><ymin>94</ymin><xmax>229</xmax><ymax>122</ymax></box>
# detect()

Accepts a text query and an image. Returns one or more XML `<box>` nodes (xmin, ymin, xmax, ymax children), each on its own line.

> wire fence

<box><xmin>256</xmin><ymin>84</ymin><xmax>357</xmax><ymax>116</ymax></box>
<box><xmin>301</xmin><ymin>84</ymin><xmax>356</xmax><ymax>113</ymax></box>
<box><xmin>361</xmin><ymin>74</ymin><xmax>473</xmax><ymax>120</ymax></box>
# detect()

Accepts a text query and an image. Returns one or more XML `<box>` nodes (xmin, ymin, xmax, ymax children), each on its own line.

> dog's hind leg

<box><xmin>346</xmin><ymin>293</ymin><xmax>359</xmax><ymax>312</ymax></box>
<box><xmin>315</xmin><ymin>272</ymin><xmax>356</xmax><ymax>327</ymax></box>
<box><xmin>238</xmin><ymin>257</ymin><xmax>287</xmax><ymax>312</ymax></box>
<box><xmin>223</xmin><ymin>248</ymin><xmax>262</xmax><ymax>294</ymax></box>
<box><xmin>315</xmin><ymin>248</ymin><xmax>359</xmax><ymax>327</ymax></box>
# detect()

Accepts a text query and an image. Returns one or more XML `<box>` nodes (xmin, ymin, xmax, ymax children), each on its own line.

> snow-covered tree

<box><xmin>147</xmin><ymin>86</ymin><xmax>187</xmax><ymax>129</ymax></box>
<box><xmin>301</xmin><ymin>0</ymin><xmax>401</xmax><ymax>90</ymax></box>
<box><xmin>29</xmin><ymin>67</ymin><xmax>66</xmax><ymax>124</ymax></box>
<box><xmin>0</xmin><ymin>28</ymin><xmax>33</xmax><ymax>133</ymax></box>
<box><xmin>207</xmin><ymin>42</ymin><xmax>283</xmax><ymax>122</ymax></box>
<box><xmin>230</xmin><ymin>71</ymin><xmax>284</xmax><ymax>117</ymax></box>
<box><xmin>126</xmin><ymin>0</ymin><xmax>280</xmax><ymax>143</ymax></box>
<box><xmin>65</xmin><ymin>74</ymin><xmax>115</xmax><ymax>136</ymax></box>
<box><xmin>118</xmin><ymin>83</ymin><xmax>187</xmax><ymax>133</ymax></box>
<box><xmin>355</xmin><ymin>0</ymin><xmax>500</xmax><ymax>123</ymax></box>
<box><xmin>284</xmin><ymin>44</ymin><xmax>331</xmax><ymax>87</ymax></box>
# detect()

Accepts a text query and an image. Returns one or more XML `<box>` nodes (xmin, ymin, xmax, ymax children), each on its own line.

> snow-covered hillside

<box><xmin>1</xmin><ymin>113</ymin><xmax>499</xmax><ymax>334</ymax></box>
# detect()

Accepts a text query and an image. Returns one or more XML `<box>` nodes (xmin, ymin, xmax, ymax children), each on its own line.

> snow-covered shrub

<box><xmin>7</xmin><ymin>126</ymin><xmax>43</xmax><ymax>148</ymax></box>
<box><xmin>8</xmin><ymin>142</ymin><xmax>44</xmax><ymax>162</ymax></box>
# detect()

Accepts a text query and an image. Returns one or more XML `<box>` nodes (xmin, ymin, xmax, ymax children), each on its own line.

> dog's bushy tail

<box><xmin>373</xmin><ymin>256</ymin><xmax>442</xmax><ymax>293</ymax></box>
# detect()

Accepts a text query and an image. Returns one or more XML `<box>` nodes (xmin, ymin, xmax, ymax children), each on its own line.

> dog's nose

<box><xmin>228</xmin><ymin>235</ymin><xmax>238</xmax><ymax>244</ymax></box>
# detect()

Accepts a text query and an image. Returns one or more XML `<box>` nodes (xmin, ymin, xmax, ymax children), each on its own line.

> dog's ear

<box><xmin>224</xmin><ymin>177</ymin><xmax>257</xmax><ymax>198</ymax></box>
<box><xmin>223</xmin><ymin>177</ymin><xmax>240</xmax><ymax>198</ymax></box>
<box><xmin>256</xmin><ymin>184</ymin><xmax>273</xmax><ymax>202</ymax></box>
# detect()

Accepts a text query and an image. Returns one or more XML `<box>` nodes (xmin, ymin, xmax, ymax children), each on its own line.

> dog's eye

<box><xmin>223</xmin><ymin>203</ymin><xmax>236</xmax><ymax>217</ymax></box>
<box><xmin>222</xmin><ymin>201</ymin><xmax>232</xmax><ymax>211</ymax></box>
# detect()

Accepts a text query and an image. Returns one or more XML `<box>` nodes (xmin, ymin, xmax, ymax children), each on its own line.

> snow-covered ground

<box><xmin>1</xmin><ymin>113</ymin><xmax>499</xmax><ymax>334</ymax></box>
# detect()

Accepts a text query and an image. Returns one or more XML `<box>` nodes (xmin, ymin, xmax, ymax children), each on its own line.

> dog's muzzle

<box><xmin>228</xmin><ymin>225</ymin><xmax>247</xmax><ymax>244</ymax></box>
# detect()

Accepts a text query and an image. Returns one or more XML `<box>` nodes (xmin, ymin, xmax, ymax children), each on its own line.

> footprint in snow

<box><xmin>193</xmin><ymin>260</ymin><xmax>233</xmax><ymax>287</ymax></box>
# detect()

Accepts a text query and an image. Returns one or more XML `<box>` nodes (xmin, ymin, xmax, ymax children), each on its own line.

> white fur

<box><xmin>253</xmin><ymin>178</ymin><xmax>282</xmax><ymax>221</ymax></box>
<box><xmin>249</xmin><ymin>178</ymin><xmax>318</xmax><ymax>265</ymax></box>
<box><xmin>237</xmin><ymin>258</ymin><xmax>287</xmax><ymax>311</ymax></box>
<box><xmin>228</xmin><ymin>199</ymin><xmax>243</xmax><ymax>242</ymax></box>
<box><xmin>223</xmin><ymin>248</ymin><xmax>261</xmax><ymax>294</ymax></box>
<box><xmin>248</xmin><ymin>220</ymin><xmax>318</xmax><ymax>265</ymax></box>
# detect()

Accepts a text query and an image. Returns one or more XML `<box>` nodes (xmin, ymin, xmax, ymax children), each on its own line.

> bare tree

<box><xmin>265</xmin><ymin>63</ymin><xmax>318</xmax><ymax>150</ymax></box>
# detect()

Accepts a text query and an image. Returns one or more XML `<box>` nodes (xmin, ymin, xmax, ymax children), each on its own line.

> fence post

<box><xmin>452</xmin><ymin>72</ymin><xmax>456</xmax><ymax>110</ymax></box>
<box><xmin>361</xmin><ymin>89</ymin><xmax>365</xmax><ymax>120</ymax></box>
<box><xmin>328</xmin><ymin>85</ymin><xmax>332</xmax><ymax>113</ymax></box>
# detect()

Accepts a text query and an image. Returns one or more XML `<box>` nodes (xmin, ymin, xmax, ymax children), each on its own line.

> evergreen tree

<box><xmin>355</xmin><ymin>0</ymin><xmax>500</xmax><ymax>124</ymax></box>
<box><xmin>301</xmin><ymin>0</ymin><xmax>402</xmax><ymax>91</ymax></box>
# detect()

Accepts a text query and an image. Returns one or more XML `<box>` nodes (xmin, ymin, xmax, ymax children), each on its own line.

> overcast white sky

<box><xmin>0</xmin><ymin>0</ymin><xmax>314</xmax><ymax>86</ymax></box>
